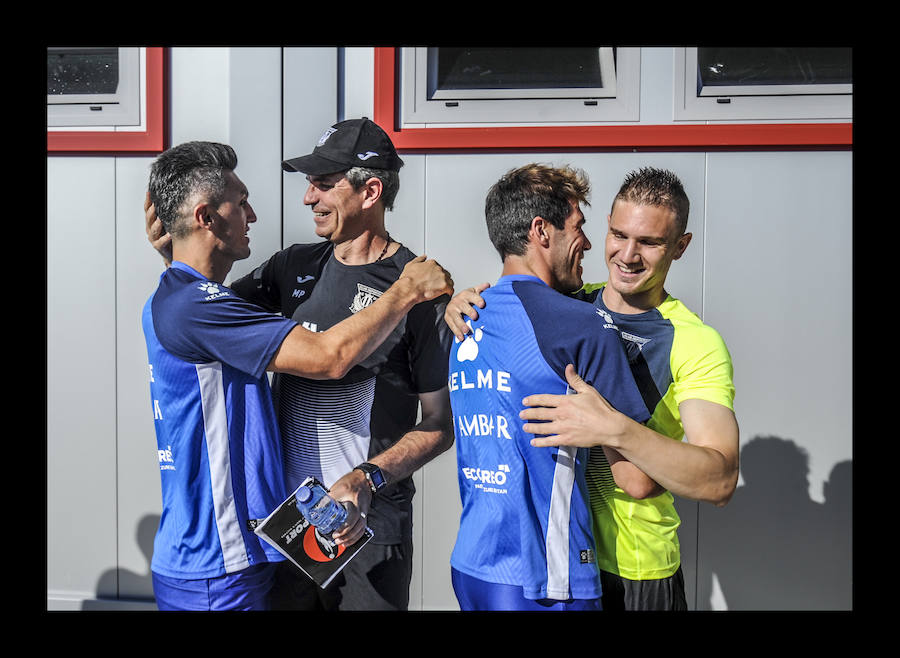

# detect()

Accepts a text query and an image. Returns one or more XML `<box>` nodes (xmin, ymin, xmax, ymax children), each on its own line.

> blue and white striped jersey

<box><xmin>448</xmin><ymin>275</ymin><xmax>650</xmax><ymax>601</ymax></box>
<box><xmin>142</xmin><ymin>261</ymin><xmax>297</xmax><ymax>579</ymax></box>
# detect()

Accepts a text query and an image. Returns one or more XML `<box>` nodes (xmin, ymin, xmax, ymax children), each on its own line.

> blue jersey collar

<box><xmin>170</xmin><ymin>260</ymin><xmax>209</xmax><ymax>281</ymax></box>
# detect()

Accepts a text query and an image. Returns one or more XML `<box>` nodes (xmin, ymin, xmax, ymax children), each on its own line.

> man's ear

<box><xmin>360</xmin><ymin>176</ymin><xmax>384</xmax><ymax>210</ymax></box>
<box><xmin>531</xmin><ymin>216</ymin><xmax>551</xmax><ymax>246</ymax></box>
<box><xmin>673</xmin><ymin>231</ymin><xmax>692</xmax><ymax>260</ymax></box>
<box><xmin>191</xmin><ymin>202</ymin><xmax>214</xmax><ymax>230</ymax></box>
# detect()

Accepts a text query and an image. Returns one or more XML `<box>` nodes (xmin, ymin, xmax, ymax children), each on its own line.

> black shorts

<box><xmin>269</xmin><ymin>537</ymin><xmax>414</xmax><ymax>611</ymax></box>
<box><xmin>600</xmin><ymin>567</ymin><xmax>688</xmax><ymax>611</ymax></box>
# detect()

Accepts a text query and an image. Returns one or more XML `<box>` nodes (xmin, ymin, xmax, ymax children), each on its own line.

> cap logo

<box><xmin>317</xmin><ymin>127</ymin><xmax>337</xmax><ymax>146</ymax></box>
<box><xmin>357</xmin><ymin>151</ymin><xmax>379</xmax><ymax>161</ymax></box>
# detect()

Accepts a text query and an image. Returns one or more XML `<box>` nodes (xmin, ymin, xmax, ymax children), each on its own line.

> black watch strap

<box><xmin>355</xmin><ymin>462</ymin><xmax>386</xmax><ymax>494</ymax></box>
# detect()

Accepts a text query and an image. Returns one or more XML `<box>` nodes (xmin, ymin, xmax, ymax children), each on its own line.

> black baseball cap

<box><xmin>281</xmin><ymin>117</ymin><xmax>404</xmax><ymax>175</ymax></box>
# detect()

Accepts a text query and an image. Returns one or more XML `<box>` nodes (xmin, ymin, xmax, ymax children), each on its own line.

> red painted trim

<box><xmin>47</xmin><ymin>47</ymin><xmax>167</xmax><ymax>154</ymax></box>
<box><xmin>372</xmin><ymin>48</ymin><xmax>852</xmax><ymax>151</ymax></box>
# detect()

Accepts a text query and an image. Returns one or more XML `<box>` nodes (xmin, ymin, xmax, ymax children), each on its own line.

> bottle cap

<box><xmin>296</xmin><ymin>486</ymin><xmax>313</xmax><ymax>504</ymax></box>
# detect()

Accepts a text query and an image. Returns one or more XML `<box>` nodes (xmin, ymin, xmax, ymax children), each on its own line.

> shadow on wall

<box><xmin>82</xmin><ymin>514</ymin><xmax>159</xmax><ymax>610</ymax></box>
<box><xmin>698</xmin><ymin>436</ymin><xmax>852</xmax><ymax>610</ymax></box>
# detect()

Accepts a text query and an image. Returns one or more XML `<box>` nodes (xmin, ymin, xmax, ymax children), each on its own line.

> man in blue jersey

<box><xmin>447</xmin><ymin>164</ymin><xmax>652</xmax><ymax>611</ymax></box>
<box><xmin>143</xmin><ymin>141</ymin><xmax>453</xmax><ymax>611</ymax></box>
<box><xmin>447</xmin><ymin>167</ymin><xmax>738</xmax><ymax>611</ymax></box>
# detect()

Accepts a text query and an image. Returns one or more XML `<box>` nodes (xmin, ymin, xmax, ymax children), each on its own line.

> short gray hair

<box><xmin>344</xmin><ymin>166</ymin><xmax>401</xmax><ymax>211</ymax></box>
<box><xmin>149</xmin><ymin>141</ymin><xmax>238</xmax><ymax>239</ymax></box>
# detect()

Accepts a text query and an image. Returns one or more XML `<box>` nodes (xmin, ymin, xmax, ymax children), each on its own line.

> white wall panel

<box><xmin>387</xmin><ymin>153</ymin><xmax>427</xmax><ymax>257</ymax></box>
<box><xmin>638</xmin><ymin>47</ymin><xmax>674</xmax><ymax>124</ymax></box>
<box><xmin>343</xmin><ymin>48</ymin><xmax>375</xmax><ymax>121</ymax></box>
<box><xmin>47</xmin><ymin>158</ymin><xmax>118</xmax><ymax>603</ymax></box>
<box><xmin>696</xmin><ymin>151</ymin><xmax>852</xmax><ymax>610</ymax></box>
<box><xmin>169</xmin><ymin>47</ymin><xmax>230</xmax><ymax>146</ymax></box>
<box><xmin>282</xmin><ymin>48</ymin><xmax>339</xmax><ymax>249</ymax></box>
<box><xmin>114</xmin><ymin>156</ymin><xmax>166</xmax><ymax>602</ymax></box>
<box><xmin>226</xmin><ymin>47</ymin><xmax>284</xmax><ymax>283</ymax></box>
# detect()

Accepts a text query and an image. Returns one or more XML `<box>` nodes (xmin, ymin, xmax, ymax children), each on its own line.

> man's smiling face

<box><xmin>303</xmin><ymin>171</ymin><xmax>367</xmax><ymax>242</ymax></box>
<box><xmin>604</xmin><ymin>200</ymin><xmax>691</xmax><ymax>311</ymax></box>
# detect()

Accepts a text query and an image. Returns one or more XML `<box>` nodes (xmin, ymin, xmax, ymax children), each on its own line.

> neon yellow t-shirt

<box><xmin>579</xmin><ymin>283</ymin><xmax>735</xmax><ymax>580</ymax></box>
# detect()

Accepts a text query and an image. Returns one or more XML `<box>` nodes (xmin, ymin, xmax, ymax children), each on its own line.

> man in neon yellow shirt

<box><xmin>446</xmin><ymin>168</ymin><xmax>739</xmax><ymax>610</ymax></box>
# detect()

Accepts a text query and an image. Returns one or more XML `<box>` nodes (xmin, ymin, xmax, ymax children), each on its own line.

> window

<box><xmin>47</xmin><ymin>47</ymin><xmax>166</xmax><ymax>154</ymax></box>
<box><xmin>399</xmin><ymin>47</ymin><xmax>640</xmax><ymax>126</ymax></box>
<box><xmin>674</xmin><ymin>47</ymin><xmax>852</xmax><ymax>121</ymax></box>
<box><xmin>48</xmin><ymin>47</ymin><xmax>142</xmax><ymax>127</ymax></box>
<box><xmin>373</xmin><ymin>47</ymin><xmax>851</xmax><ymax>150</ymax></box>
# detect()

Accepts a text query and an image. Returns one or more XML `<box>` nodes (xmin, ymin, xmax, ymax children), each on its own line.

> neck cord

<box><xmin>374</xmin><ymin>233</ymin><xmax>392</xmax><ymax>262</ymax></box>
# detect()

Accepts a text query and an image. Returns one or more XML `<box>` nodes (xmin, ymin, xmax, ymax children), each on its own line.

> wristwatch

<box><xmin>354</xmin><ymin>462</ymin><xmax>387</xmax><ymax>495</ymax></box>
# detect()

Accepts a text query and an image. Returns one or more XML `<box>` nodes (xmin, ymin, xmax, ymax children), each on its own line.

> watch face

<box><xmin>358</xmin><ymin>464</ymin><xmax>385</xmax><ymax>490</ymax></box>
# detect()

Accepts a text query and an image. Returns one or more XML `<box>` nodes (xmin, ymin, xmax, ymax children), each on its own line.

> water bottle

<box><xmin>295</xmin><ymin>483</ymin><xmax>348</xmax><ymax>535</ymax></box>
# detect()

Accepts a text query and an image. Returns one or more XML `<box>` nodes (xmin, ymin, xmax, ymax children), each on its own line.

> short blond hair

<box><xmin>613</xmin><ymin>167</ymin><xmax>690</xmax><ymax>236</ymax></box>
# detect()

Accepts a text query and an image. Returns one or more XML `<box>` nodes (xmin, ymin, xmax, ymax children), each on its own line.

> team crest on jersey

<box><xmin>349</xmin><ymin>283</ymin><xmax>383</xmax><ymax>313</ymax></box>
<box><xmin>621</xmin><ymin>331</ymin><xmax>650</xmax><ymax>351</ymax></box>
<box><xmin>198</xmin><ymin>281</ymin><xmax>229</xmax><ymax>301</ymax></box>
<box><xmin>621</xmin><ymin>331</ymin><xmax>650</xmax><ymax>363</ymax></box>
<box><xmin>456</xmin><ymin>320</ymin><xmax>484</xmax><ymax>362</ymax></box>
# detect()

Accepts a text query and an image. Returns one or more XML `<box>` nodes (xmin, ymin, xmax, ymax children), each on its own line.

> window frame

<box><xmin>47</xmin><ymin>47</ymin><xmax>167</xmax><ymax>154</ymax></box>
<box><xmin>372</xmin><ymin>47</ymin><xmax>851</xmax><ymax>151</ymax></box>
<box><xmin>400</xmin><ymin>47</ymin><xmax>640</xmax><ymax>125</ymax></box>
<box><xmin>47</xmin><ymin>47</ymin><xmax>142</xmax><ymax>128</ymax></box>
<box><xmin>673</xmin><ymin>47</ymin><xmax>853</xmax><ymax>122</ymax></box>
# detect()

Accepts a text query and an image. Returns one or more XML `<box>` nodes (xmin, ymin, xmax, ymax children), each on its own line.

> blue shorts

<box><xmin>152</xmin><ymin>562</ymin><xmax>278</xmax><ymax>611</ymax></box>
<box><xmin>451</xmin><ymin>568</ymin><xmax>602</xmax><ymax>612</ymax></box>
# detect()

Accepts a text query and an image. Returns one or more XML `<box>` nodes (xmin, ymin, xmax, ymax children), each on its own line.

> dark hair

<box><xmin>485</xmin><ymin>163</ymin><xmax>591</xmax><ymax>260</ymax></box>
<box><xmin>613</xmin><ymin>167</ymin><xmax>690</xmax><ymax>236</ymax></box>
<box><xmin>149</xmin><ymin>141</ymin><xmax>238</xmax><ymax>239</ymax></box>
<box><xmin>345</xmin><ymin>166</ymin><xmax>401</xmax><ymax>211</ymax></box>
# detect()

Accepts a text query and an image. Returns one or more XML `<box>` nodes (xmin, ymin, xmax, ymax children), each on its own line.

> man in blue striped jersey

<box><xmin>142</xmin><ymin>141</ymin><xmax>452</xmax><ymax>611</ymax></box>
<box><xmin>446</xmin><ymin>164</ymin><xmax>652</xmax><ymax>610</ymax></box>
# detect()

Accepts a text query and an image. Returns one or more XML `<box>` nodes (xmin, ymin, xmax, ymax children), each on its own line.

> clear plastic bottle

<box><xmin>295</xmin><ymin>483</ymin><xmax>348</xmax><ymax>535</ymax></box>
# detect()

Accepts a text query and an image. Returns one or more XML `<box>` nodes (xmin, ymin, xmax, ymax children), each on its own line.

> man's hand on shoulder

<box><xmin>397</xmin><ymin>255</ymin><xmax>454</xmax><ymax>303</ymax></box>
<box><xmin>443</xmin><ymin>283</ymin><xmax>490</xmax><ymax>341</ymax></box>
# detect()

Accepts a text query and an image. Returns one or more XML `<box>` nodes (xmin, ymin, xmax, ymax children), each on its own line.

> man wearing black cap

<box><xmin>148</xmin><ymin>118</ymin><xmax>453</xmax><ymax>610</ymax></box>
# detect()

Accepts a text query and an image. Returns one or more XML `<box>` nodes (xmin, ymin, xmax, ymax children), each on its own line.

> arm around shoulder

<box><xmin>268</xmin><ymin>255</ymin><xmax>454</xmax><ymax>380</ymax></box>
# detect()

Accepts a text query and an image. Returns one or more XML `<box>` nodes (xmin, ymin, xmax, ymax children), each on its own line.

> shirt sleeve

<box><xmin>229</xmin><ymin>252</ymin><xmax>285</xmax><ymax>313</ymax></box>
<box><xmin>154</xmin><ymin>283</ymin><xmax>297</xmax><ymax>379</ymax></box>
<box><xmin>406</xmin><ymin>294</ymin><xmax>453</xmax><ymax>394</ymax></box>
<box><xmin>671</xmin><ymin>323</ymin><xmax>735</xmax><ymax>411</ymax></box>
